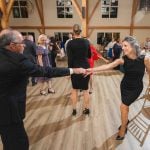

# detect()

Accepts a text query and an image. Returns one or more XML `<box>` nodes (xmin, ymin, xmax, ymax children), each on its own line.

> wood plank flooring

<box><xmin>0</xmin><ymin>59</ymin><xmax>150</xmax><ymax>150</ymax></box>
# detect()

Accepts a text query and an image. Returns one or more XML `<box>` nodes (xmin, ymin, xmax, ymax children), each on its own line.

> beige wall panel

<box><xmin>134</xmin><ymin>12</ymin><xmax>150</xmax><ymax>26</ymax></box>
<box><xmin>133</xmin><ymin>29</ymin><xmax>150</xmax><ymax>43</ymax></box>
<box><xmin>44</xmin><ymin>0</ymin><xmax>81</xmax><ymax>26</ymax></box>
<box><xmin>88</xmin><ymin>0</ymin><xmax>132</xmax><ymax>26</ymax></box>
<box><xmin>8</xmin><ymin>0</ymin><xmax>150</xmax><ymax>46</ymax></box>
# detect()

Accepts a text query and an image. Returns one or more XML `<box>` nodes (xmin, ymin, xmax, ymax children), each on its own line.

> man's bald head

<box><xmin>0</xmin><ymin>29</ymin><xmax>23</xmax><ymax>48</ymax></box>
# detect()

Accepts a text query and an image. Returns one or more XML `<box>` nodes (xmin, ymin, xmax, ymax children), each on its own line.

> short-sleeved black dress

<box><xmin>67</xmin><ymin>38</ymin><xmax>91</xmax><ymax>90</ymax></box>
<box><xmin>121</xmin><ymin>55</ymin><xmax>145</xmax><ymax>106</ymax></box>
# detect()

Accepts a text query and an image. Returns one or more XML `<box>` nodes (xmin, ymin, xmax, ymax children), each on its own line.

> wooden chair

<box><xmin>128</xmin><ymin>75</ymin><xmax>150</xmax><ymax>146</ymax></box>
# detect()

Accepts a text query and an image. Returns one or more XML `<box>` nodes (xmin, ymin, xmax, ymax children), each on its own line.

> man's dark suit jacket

<box><xmin>0</xmin><ymin>48</ymin><xmax>70</xmax><ymax>125</ymax></box>
<box><xmin>23</xmin><ymin>39</ymin><xmax>37</xmax><ymax>64</ymax></box>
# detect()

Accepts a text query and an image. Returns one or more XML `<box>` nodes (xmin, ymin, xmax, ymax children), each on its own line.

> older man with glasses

<box><xmin>0</xmin><ymin>29</ymin><xmax>85</xmax><ymax>150</ymax></box>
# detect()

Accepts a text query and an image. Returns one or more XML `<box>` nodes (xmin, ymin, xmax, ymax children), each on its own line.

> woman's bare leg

<box><xmin>71</xmin><ymin>89</ymin><xmax>78</xmax><ymax>109</ymax></box>
<box><xmin>83</xmin><ymin>90</ymin><xmax>90</xmax><ymax>109</ymax></box>
<box><xmin>118</xmin><ymin>103</ymin><xmax>129</xmax><ymax>137</ymax></box>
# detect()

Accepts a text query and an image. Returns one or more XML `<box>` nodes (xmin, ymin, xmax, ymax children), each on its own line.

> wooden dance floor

<box><xmin>0</xmin><ymin>59</ymin><xmax>150</xmax><ymax>150</ymax></box>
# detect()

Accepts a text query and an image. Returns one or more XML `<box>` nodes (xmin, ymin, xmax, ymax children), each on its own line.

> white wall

<box><xmin>9</xmin><ymin>0</ymin><xmax>150</xmax><ymax>45</ymax></box>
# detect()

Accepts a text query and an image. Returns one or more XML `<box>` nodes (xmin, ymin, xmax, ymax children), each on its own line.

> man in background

<box><xmin>23</xmin><ymin>35</ymin><xmax>37</xmax><ymax>86</ymax></box>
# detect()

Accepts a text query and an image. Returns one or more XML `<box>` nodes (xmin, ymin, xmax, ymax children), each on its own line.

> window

<box><xmin>139</xmin><ymin>0</ymin><xmax>150</xmax><ymax>11</ymax></box>
<box><xmin>56</xmin><ymin>0</ymin><xmax>73</xmax><ymax>18</ymax></box>
<box><xmin>97</xmin><ymin>32</ymin><xmax>120</xmax><ymax>46</ymax></box>
<box><xmin>13</xmin><ymin>0</ymin><xmax>28</xmax><ymax>18</ymax></box>
<box><xmin>21</xmin><ymin>32</ymin><xmax>35</xmax><ymax>42</ymax></box>
<box><xmin>101</xmin><ymin>0</ymin><xmax>118</xmax><ymax>18</ymax></box>
<box><xmin>54</xmin><ymin>32</ymin><xmax>69</xmax><ymax>43</ymax></box>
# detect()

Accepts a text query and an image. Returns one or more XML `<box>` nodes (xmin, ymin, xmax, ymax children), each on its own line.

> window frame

<box><xmin>56</xmin><ymin>0</ymin><xmax>73</xmax><ymax>18</ymax></box>
<box><xmin>97</xmin><ymin>32</ymin><xmax>120</xmax><ymax>46</ymax></box>
<box><xmin>13</xmin><ymin>0</ymin><xmax>28</xmax><ymax>18</ymax></box>
<box><xmin>101</xmin><ymin>0</ymin><xmax>118</xmax><ymax>18</ymax></box>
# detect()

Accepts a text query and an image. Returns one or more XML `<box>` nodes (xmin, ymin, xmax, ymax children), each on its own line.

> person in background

<box><xmin>23</xmin><ymin>35</ymin><xmax>37</xmax><ymax>86</ymax></box>
<box><xmin>106</xmin><ymin>38</ymin><xmax>116</xmax><ymax>61</ymax></box>
<box><xmin>86</xmin><ymin>36</ymin><xmax>150</xmax><ymax>140</ymax></box>
<box><xmin>112</xmin><ymin>38</ymin><xmax>122</xmax><ymax>70</ymax></box>
<box><xmin>0</xmin><ymin>29</ymin><xmax>85</xmax><ymax>150</ymax></box>
<box><xmin>65</xmin><ymin>32</ymin><xmax>73</xmax><ymax>54</ymax></box>
<box><xmin>67</xmin><ymin>24</ymin><xmax>91</xmax><ymax>116</ymax></box>
<box><xmin>36</xmin><ymin>34</ymin><xmax>55</xmax><ymax>95</ymax></box>
<box><xmin>88</xmin><ymin>39</ymin><xmax>109</xmax><ymax>94</ymax></box>
<box><xmin>49</xmin><ymin>36</ymin><xmax>59</xmax><ymax>67</ymax></box>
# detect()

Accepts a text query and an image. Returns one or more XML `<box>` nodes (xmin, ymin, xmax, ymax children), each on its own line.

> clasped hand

<box><xmin>72</xmin><ymin>68</ymin><xmax>93</xmax><ymax>77</ymax></box>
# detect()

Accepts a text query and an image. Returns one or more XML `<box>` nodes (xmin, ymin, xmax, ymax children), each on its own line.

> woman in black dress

<box><xmin>67</xmin><ymin>24</ymin><xmax>91</xmax><ymax>116</ymax></box>
<box><xmin>86</xmin><ymin>36</ymin><xmax>150</xmax><ymax>140</ymax></box>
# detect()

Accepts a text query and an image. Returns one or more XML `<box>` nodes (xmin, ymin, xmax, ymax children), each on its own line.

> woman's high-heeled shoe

<box><xmin>116</xmin><ymin>127</ymin><xmax>127</xmax><ymax>140</ymax></box>
<box><xmin>118</xmin><ymin>120</ymin><xmax>130</xmax><ymax>130</ymax></box>
<box><xmin>72</xmin><ymin>109</ymin><xmax>77</xmax><ymax>116</ymax></box>
<box><xmin>48</xmin><ymin>88</ymin><xmax>55</xmax><ymax>94</ymax></box>
<box><xmin>83</xmin><ymin>108</ymin><xmax>90</xmax><ymax>115</ymax></box>
<box><xmin>89</xmin><ymin>90</ymin><xmax>92</xmax><ymax>94</ymax></box>
<box><xmin>40</xmin><ymin>90</ymin><xmax>47</xmax><ymax>96</ymax></box>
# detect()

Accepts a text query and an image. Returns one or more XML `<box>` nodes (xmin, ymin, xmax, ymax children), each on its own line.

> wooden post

<box><xmin>71</xmin><ymin>0</ymin><xmax>82</xmax><ymax>20</ymax></box>
<box><xmin>0</xmin><ymin>0</ymin><xmax>14</xmax><ymax>29</ymax></box>
<box><xmin>82</xmin><ymin>0</ymin><xmax>88</xmax><ymax>37</ymax></box>
<box><xmin>130</xmin><ymin>0</ymin><xmax>139</xmax><ymax>35</ymax></box>
<box><xmin>35</xmin><ymin>0</ymin><xmax>45</xmax><ymax>34</ymax></box>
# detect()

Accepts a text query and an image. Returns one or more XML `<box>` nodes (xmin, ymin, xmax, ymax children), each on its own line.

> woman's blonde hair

<box><xmin>37</xmin><ymin>34</ymin><xmax>47</xmax><ymax>44</ymax></box>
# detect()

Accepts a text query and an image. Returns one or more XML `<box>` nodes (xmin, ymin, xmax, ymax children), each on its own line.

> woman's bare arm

<box><xmin>144</xmin><ymin>56</ymin><xmax>150</xmax><ymax>74</ymax></box>
<box><xmin>87</xmin><ymin>58</ymin><xmax>124</xmax><ymax>73</ymax></box>
<box><xmin>37</xmin><ymin>54</ymin><xmax>43</xmax><ymax>67</ymax></box>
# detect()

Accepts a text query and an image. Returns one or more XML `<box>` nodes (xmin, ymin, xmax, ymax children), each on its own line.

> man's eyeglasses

<box><xmin>11</xmin><ymin>41</ymin><xmax>25</xmax><ymax>46</ymax></box>
<box><xmin>12</xmin><ymin>41</ymin><xmax>25</xmax><ymax>45</ymax></box>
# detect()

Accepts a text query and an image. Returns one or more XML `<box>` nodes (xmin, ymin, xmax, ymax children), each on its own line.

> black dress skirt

<box><xmin>120</xmin><ymin>55</ymin><xmax>145</xmax><ymax>106</ymax></box>
<box><xmin>67</xmin><ymin>38</ymin><xmax>91</xmax><ymax>90</ymax></box>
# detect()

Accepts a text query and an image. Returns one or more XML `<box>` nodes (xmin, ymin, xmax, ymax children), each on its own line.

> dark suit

<box><xmin>0</xmin><ymin>48</ymin><xmax>70</xmax><ymax>150</ymax></box>
<box><xmin>23</xmin><ymin>39</ymin><xmax>36</xmax><ymax>64</ymax></box>
<box><xmin>23</xmin><ymin>39</ymin><xmax>37</xmax><ymax>85</ymax></box>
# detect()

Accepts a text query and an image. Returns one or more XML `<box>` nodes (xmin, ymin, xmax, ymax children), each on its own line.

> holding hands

<box><xmin>72</xmin><ymin>68</ymin><xmax>86</xmax><ymax>74</ymax></box>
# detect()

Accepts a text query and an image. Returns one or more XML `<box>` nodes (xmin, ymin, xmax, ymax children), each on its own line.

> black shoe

<box><xmin>72</xmin><ymin>109</ymin><xmax>77</xmax><ymax>116</ymax></box>
<box><xmin>116</xmin><ymin>127</ymin><xmax>127</xmax><ymax>140</ymax></box>
<box><xmin>80</xmin><ymin>89</ymin><xmax>83</xmax><ymax>92</ymax></box>
<box><xmin>83</xmin><ymin>108</ymin><xmax>90</xmax><ymax>115</ymax></box>
<box><xmin>32</xmin><ymin>82</ymin><xmax>37</xmax><ymax>86</ymax></box>
<box><xmin>118</xmin><ymin>120</ymin><xmax>130</xmax><ymax>130</ymax></box>
<box><xmin>116</xmin><ymin>135</ymin><xmax>125</xmax><ymax>140</ymax></box>
<box><xmin>89</xmin><ymin>91</ymin><xmax>92</xmax><ymax>94</ymax></box>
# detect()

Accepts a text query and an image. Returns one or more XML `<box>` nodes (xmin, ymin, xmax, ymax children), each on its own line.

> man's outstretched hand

<box><xmin>72</xmin><ymin>68</ymin><xmax>86</xmax><ymax>74</ymax></box>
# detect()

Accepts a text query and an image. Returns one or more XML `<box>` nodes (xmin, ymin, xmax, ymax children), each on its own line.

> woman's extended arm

<box><xmin>144</xmin><ymin>56</ymin><xmax>150</xmax><ymax>74</ymax></box>
<box><xmin>86</xmin><ymin>58</ymin><xmax>124</xmax><ymax>73</ymax></box>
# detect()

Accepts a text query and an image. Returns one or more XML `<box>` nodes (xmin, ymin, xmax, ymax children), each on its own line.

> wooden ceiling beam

<box><xmin>35</xmin><ymin>0</ymin><xmax>45</xmax><ymax>33</ymax></box>
<box><xmin>88</xmin><ymin>0</ymin><xmax>100</xmax><ymax>24</ymax></box>
<box><xmin>11</xmin><ymin>25</ymin><xmax>150</xmax><ymax>30</ymax></box>
<box><xmin>88</xmin><ymin>29</ymin><xmax>94</xmax><ymax>37</ymax></box>
<box><xmin>130</xmin><ymin>0</ymin><xmax>139</xmax><ymax>35</ymax></box>
<box><xmin>82</xmin><ymin>0</ymin><xmax>88</xmax><ymax>37</ymax></box>
<box><xmin>6</xmin><ymin>0</ymin><xmax>14</xmax><ymax>18</ymax></box>
<box><xmin>71</xmin><ymin>0</ymin><xmax>82</xmax><ymax>20</ymax></box>
<box><xmin>0</xmin><ymin>0</ymin><xmax>14</xmax><ymax>29</ymax></box>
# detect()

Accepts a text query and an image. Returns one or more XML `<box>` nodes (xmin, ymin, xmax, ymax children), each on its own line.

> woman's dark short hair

<box><xmin>73</xmin><ymin>24</ymin><xmax>82</xmax><ymax>35</ymax></box>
